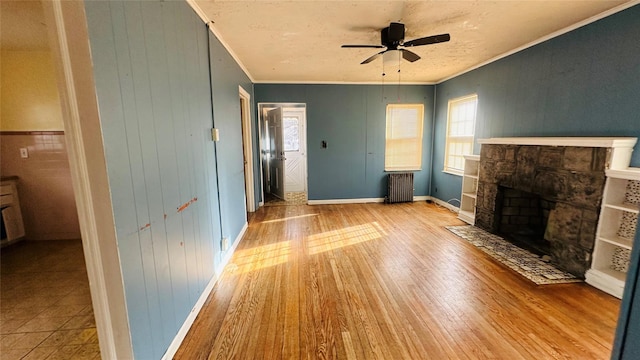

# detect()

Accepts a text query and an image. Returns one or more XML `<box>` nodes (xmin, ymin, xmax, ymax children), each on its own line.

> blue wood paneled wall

<box><xmin>430</xmin><ymin>5</ymin><xmax>640</xmax><ymax>205</ymax></box>
<box><xmin>208</xmin><ymin>34</ymin><xmax>252</xmax><ymax>243</ymax></box>
<box><xmin>84</xmin><ymin>0</ymin><xmax>254</xmax><ymax>357</ymax></box>
<box><xmin>254</xmin><ymin>84</ymin><xmax>435</xmax><ymax>200</ymax></box>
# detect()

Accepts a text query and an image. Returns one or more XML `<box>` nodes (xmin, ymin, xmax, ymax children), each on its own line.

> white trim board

<box><xmin>161</xmin><ymin>221</ymin><xmax>248</xmax><ymax>360</ymax></box>
<box><xmin>46</xmin><ymin>1</ymin><xmax>133</xmax><ymax>358</ymax></box>
<box><xmin>216</xmin><ymin>222</ymin><xmax>248</xmax><ymax>278</ymax></box>
<box><xmin>186</xmin><ymin>0</ymin><xmax>255</xmax><ymax>83</ymax></box>
<box><xmin>308</xmin><ymin>196</ymin><xmax>431</xmax><ymax>205</ymax></box>
<box><xmin>252</xmin><ymin>80</ymin><xmax>437</xmax><ymax>85</ymax></box>
<box><xmin>239</xmin><ymin>86</ymin><xmax>256</xmax><ymax>212</ymax></box>
<box><xmin>429</xmin><ymin>197</ymin><xmax>460</xmax><ymax>213</ymax></box>
<box><xmin>478</xmin><ymin>137</ymin><xmax>637</xmax><ymax>148</ymax></box>
<box><xmin>308</xmin><ymin>198</ymin><xmax>384</xmax><ymax>205</ymax></box>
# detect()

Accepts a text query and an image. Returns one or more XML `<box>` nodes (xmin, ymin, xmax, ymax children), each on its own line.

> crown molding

<box><xmin>437</xmin><ymin>0</ymin><xmax>640</xmax><ymax>84</ymax></box>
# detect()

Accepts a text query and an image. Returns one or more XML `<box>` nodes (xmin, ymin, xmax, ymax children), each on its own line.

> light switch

<box><xmin>19</xmin><ymin>148</ymin><xmax>29</xmax><ymax>158</ymax></box>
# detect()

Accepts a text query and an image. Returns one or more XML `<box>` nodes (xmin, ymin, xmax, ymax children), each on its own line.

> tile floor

<box><xmin>264</xmin><ymin>192</ymin><xmax>307</xmax><ymax>206</ymax></box>
<box><xmin>1</xmin><ymin>240</ymin><xmax>100</xmax><ymax>359</ymax></box>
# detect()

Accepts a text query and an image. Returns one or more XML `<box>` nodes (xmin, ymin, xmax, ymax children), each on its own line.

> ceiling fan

<box><xmin>341</xmin><ymin>22</ymin><xmax>450</xmax><ymax>64</ymax></box>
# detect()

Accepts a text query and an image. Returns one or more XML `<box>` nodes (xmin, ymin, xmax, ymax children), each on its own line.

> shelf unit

<box><xmin>458</xmin><ymin>155</ymin><xmax>480</xmax><ymax>225</ymax></box>
<box><xmin>586</xmin><ymin>168</ymin><xmax>640</xmax><ymax>298</ymax></box>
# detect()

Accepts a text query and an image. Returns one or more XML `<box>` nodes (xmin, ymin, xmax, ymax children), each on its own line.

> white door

<box><xmin>267</xmin><ymin>107</ymin><xmax>285</xmax><ymax>199</ymax></box>
<box><xmin>283</xmin><ymin>109</ymin><xmax>306</xmax><ymax>193</ymax></box>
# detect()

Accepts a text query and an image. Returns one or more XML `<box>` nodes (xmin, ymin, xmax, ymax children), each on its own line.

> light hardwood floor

<box><xmin>175</xmin><ymin>202</ymin><xmax>620</xmax><ymax>359</ymax></box>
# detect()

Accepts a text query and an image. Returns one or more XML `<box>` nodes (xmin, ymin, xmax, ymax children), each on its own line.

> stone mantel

<box><xmin>478</xmin><ymin>137</ymin><xmax>637</xmax><ymax>147</ymax></box>
<box><xmin>478</xmin><ymin>137</ymin><xmax>637</xmax><ymax>170</ymax></box>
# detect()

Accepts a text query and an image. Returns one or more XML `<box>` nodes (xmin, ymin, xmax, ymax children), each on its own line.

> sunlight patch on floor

<box><xmin>307</xmin><ymin>222</ymin><xmax>386</xmax><ymax>255</ymax></box>
<box><xmin>228</xmin><ymin>240</ymin><xmax>291</xmax><ymax>274</ymax></box>
<box><xmin>260</xmin><ymin>213</ymin><xmax>319</xmax><ymax>224</ymax></box>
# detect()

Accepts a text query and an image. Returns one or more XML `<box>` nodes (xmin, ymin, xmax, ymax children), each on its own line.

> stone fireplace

<box><xmin>475</xmin><ymin>141</ymin><xmax>612</xmax><ymax>277</ymax></box>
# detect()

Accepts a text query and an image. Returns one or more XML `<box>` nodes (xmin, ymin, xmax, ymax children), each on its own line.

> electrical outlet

<box><xmin>20</xmin><ymin>148</ymin><xmax>29</xmax><ymax>158</ymax></box>
<box><xmin>221</xmin><ymin>237</ymin><xmax>229</xmax><ymax>251</ymax></box>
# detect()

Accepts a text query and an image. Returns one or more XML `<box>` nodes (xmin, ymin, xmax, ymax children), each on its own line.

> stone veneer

<box><xmin>475</xmin><ymin>145</ymin><xmax>608</xmax><ymax>277</ymax></box>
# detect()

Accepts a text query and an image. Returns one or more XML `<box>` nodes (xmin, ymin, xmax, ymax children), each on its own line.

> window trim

<box><xmin>384</xmin><ymin>103</ymin><xmax>425</xmax><ymax>172</ymax></box>
<box><xmin>444</xmin><ymin>94</ymin><xmax>478</xmax><ymax>175</ymax></box>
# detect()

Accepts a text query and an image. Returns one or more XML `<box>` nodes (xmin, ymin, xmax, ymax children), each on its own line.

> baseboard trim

<box><xmin>308</xmin><ymin>198</ymin><xmax>385</xmax><ymax>205</ymax></box>
<box><xmin>216</xmin><ymin>222</ymin><xmax>247</xmax><ymax>277</ymax></box>
<box><xmin>429</xmin><ymin>197</ymin><xmax>460</xmax><ymax>213</ymax></box>
<box><xmin>161</xmin><ymin>222</ymin><xmax>248</xmax><ymax>360</ymax></box>
<box><xmin>308</xmin><ymin>196</ymin><xmax>432</xmax><ymax>205</ymax></box>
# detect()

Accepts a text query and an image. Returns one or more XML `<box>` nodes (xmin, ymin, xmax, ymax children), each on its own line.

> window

<box><xmin>444</xmin><ymin>95</ymin><xmax>478</xmax><ymax>175</ymax></box>
<box><xmin>385</xmin><ymin>104</ymin><xmax>424</xmax><ymax>171</ymax></box>
<box><xmin>283</xmin><ymin>117</ymin><xmax>299</xmax><ymax>151</ymax></box>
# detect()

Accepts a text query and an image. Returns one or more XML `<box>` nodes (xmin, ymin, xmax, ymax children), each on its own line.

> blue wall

<box><xmin>431</xmin><ymin>5</ymin><xmax>640</xmax><ymax>204</ymax></box>
<box><xmin>254</xmin><ymin>84</ymin><xmax>435</xmax><ymax>200</ymax></box>
<box><xmin>85</xmin><ymin>0</ymin><xmax>252</xmax><ymax>357</ymax></box>
<box><xmin>208</xmin><ymin>34</ymin><xmax>254</xmax><ymax>245</ymax></box>
<box><xmin>83</xmin><ymin>0</ymin><xmax>640</xmax><ymax>356</ymax></box>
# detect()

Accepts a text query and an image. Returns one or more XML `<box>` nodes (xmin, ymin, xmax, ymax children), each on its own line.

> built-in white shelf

<box><xmin>458</xmin><ymin>155</ymin><xmax>480</xmax><ymax>225</ymax></box>
<box><xmin>598</xmin><ymin>235</ymin><xmax>633</xmax><ymax>250</ymax></box>
<box><xmin>462</xmin><ymin>192</ymin><xmax>477</xmax><ymax>199</ymax></box>
<box><xmin>605</xmin><ymin>203</ymin><xmax>639</xmax><ymax>214</ymax></box>
<box><xmin>586</xmin><ymin>167</ymin><xmax>640</xmax><ymax>299</ymax></box>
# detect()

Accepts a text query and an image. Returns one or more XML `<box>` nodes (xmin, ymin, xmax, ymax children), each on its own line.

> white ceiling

<box><xmin>193</xmin><ymin>0</ymin><xmax>637</xmax><ymax>84</ymax></box>
<box><xmin>2</xmin><ymin>1</ymin><xmax>637</xmax><ymax>84</ymax></box>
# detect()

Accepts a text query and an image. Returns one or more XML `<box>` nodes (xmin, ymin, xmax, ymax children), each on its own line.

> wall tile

<box><xmin>0</xmin><ymin>134</ymin><xmax>81</xmax><ymax>240</ymax></box>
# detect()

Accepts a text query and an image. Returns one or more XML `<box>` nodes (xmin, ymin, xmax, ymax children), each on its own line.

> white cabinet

<box><xmin>1</xmin><ymin>178</ymin><xmax>26</xmax><ymax>247</ymax></box>
<box><xmin>458</xmin><ymin>155</ymin><xmax>480</xmax><ymax>225</ymax></box>
<box><xmin>586</xmin><ymin>168</ymin><xmax>640</xmax><ymax>298</ymax></box>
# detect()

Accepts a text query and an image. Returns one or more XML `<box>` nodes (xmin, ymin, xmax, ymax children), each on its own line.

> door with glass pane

<box><xmin>283</xmin><ymin>108</ymin><xmax>306</xmax><ymax>193</ymax></box>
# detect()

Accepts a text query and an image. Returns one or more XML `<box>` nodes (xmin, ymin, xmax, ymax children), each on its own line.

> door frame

<box><xmin>239</xmin><ymin>86</ymin><xmax>255</xmax><ymax>212</ymax></box>
<box><xmin>45</xmin><ymin>1</ymin><xmax>132</xmax><ymax>358</ymax></box>
<box><xmin>257</xmin><ymin>103</ymin><xmax>307</xmax><ymax>201</ymax></box>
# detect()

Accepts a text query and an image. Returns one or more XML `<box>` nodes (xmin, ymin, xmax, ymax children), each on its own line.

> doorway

<box><xmin>239</xmin><ymin>86</ymin><xmax>255</xmax><ymax>212</ymax></box>
<box><xmin>258</xmin><ymin>103</ymin><xmax>307</xmax><ymax>206</ymax></box>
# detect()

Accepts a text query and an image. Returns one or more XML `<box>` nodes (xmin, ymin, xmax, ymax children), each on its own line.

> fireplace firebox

<box><xmin>496</xmin><ymin>186</ymin><xmax>554</xmax><ymax>256</ymax></box>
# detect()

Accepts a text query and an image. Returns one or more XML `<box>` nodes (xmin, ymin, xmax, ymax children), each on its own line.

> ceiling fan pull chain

<box><xmin>397</xmin><ymin>53</ymin><xmax>401</xmax><ymax>101</ymax></box>
<box><xmin>382</xmin><ymin>60</ymin><xmax>386</xmax><ymax>102</ymax></box>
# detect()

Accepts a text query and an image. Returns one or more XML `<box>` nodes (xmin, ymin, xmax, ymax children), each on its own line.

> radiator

<box><xmin>386</xmin><ymin>172</ymin><xmax>414</xmax><ymax>203</ymax></box>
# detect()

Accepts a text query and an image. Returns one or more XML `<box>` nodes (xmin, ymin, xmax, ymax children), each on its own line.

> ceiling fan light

<box><xmin>383</xmin><ymin>50</ymin><xmax>401</xmax><ymax>69</ymax></box>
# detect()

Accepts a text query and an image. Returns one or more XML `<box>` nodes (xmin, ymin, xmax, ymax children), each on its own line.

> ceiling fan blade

<box><xmin>400</xmin><ymin>49</ymin><xmax>420</xmax><ymax>62</ymax></box>
<box><xmin>361</xmin><ymin>50</ymin><xmax>386</xmax><ymax>64</ymax></box>
<box><xmin>342</xmin><ymin>44</ymin><xmax>385</xmax><ymax>48</ymax></box>
<box><xmin>403</xmin><ymin>33</ymin><xmax>450</xmax><ymax>47</ymax></box>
